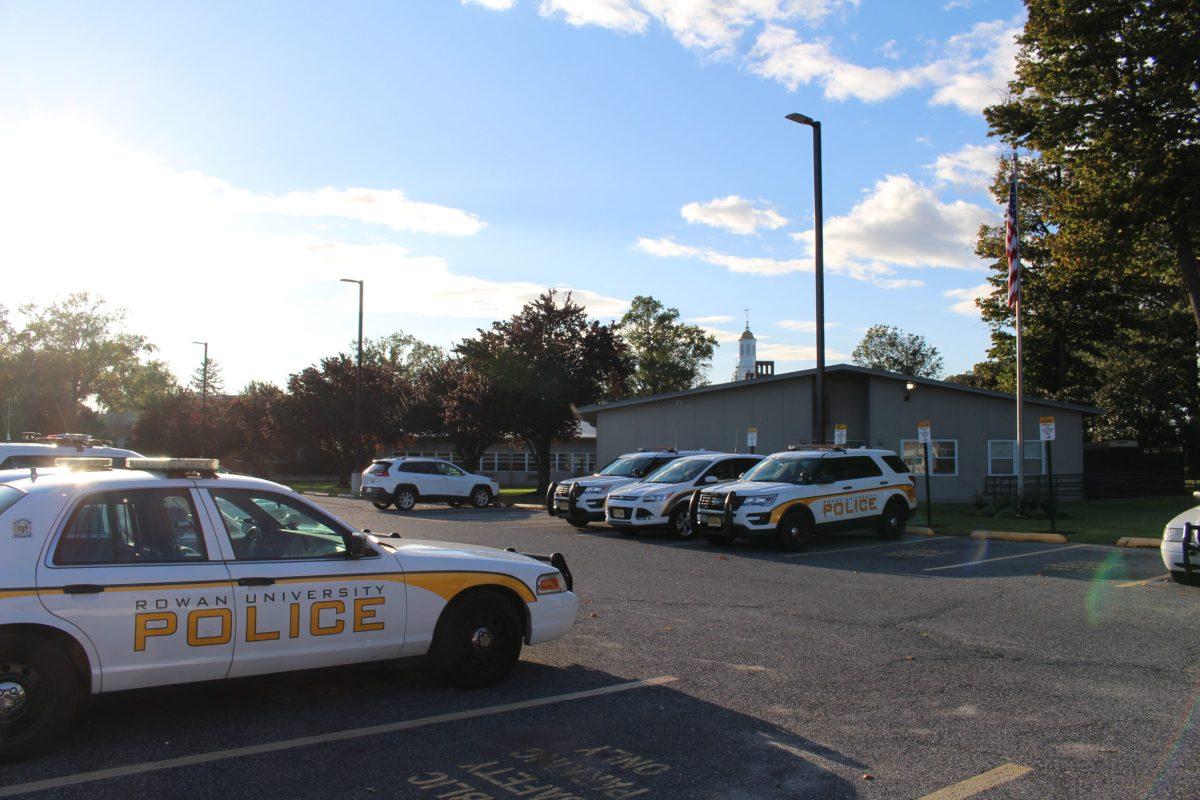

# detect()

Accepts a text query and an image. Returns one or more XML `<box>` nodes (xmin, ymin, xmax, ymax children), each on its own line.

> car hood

<box><xmin>566</xmin><ymin>475</ymin><xmax>638</xmax><ymax>492</ymax></box>
<box><xmin>385</xmin><ymin>538</ymin><xmax>535</xmax><ymax>563</ymax></box>
<box><xmin>1165</xmin><ymin>504</ymin><xmax>1200</xmax><ymax>531</ymax></box>
<box><xmin>702</xmin><ymin>480</ymin><xmax>791</xmax><ymax>496</ymax></box>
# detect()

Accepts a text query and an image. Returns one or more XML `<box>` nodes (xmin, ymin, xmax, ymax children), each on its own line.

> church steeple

<box><xmin>733</xmin><ymin>309</ymin><xmax>757</xmax><ymax>381</ymax></box>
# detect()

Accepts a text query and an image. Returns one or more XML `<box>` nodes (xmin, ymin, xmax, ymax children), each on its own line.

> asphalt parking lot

<box><xmin>2</xmin><ymin>499</ymin><xmax>1197</xmax><ymax>799</ymax></box>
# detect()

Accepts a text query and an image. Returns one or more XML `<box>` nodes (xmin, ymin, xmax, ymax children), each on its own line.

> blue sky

<box><xmin>1</xmin><ymin>0</ymin><xmax>1022</xmax><ymax>390</ymax></box>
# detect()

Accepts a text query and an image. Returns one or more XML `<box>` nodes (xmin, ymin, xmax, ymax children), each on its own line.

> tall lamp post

<box><xmin>340</xmin><ymin>279</ymin><xmax>364</xmax><ymax>482</ymax></box>
<box><xmin>191</xmin><ymin>341</ymin><xmax>209</xmax><ymax>456</ymax></box>
<box><xmin>786</xmin><ymin>112</ymin><xmax>826</xmax><ymax>444</ymax></box>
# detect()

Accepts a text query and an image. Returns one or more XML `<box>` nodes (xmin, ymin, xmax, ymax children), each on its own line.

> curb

<box><xmin>907</xmin><ymin>526</ymin><xmax>937</xmax><ymax>537</ymax></box>
<box><xmin>970</xmin><ymin>530</ymin><xmax>1068</xmax><ymax>544</ymax></box>
<box><xmin>1116</xmin><ymin>536</ymin><xmax>1161</xmax><ymax>548</ymax></box>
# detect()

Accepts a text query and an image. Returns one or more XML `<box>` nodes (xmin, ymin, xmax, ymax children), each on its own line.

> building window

<box><xmin>900</xmin><ymin>439</ymin><xmax>958</xmax><ymax>476</ymax></box>
<box><xmin>987</xmin><ymin>440</ymin><xmax>1044</xmax><ymax>476</ymax></box>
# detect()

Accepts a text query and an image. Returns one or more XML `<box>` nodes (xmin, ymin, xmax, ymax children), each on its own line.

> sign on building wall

<box><xmin>1039</xmin><ymin>416</ymin><xmax>1056</xmax><ymax>441</ymax></box>
<box><xmin>833</xmin><ymin>423</ymin><xmax>847</xmax><ymax>446</ymax></box>
<box><xmin>917</xmin><ymin>420</ymin><xmax>932</xmax><ymax>444</ymax></box>
<box><xmin>746</xmin><ymin>427</ymin><xmax>758</xmax><ymax>448</ymax></box>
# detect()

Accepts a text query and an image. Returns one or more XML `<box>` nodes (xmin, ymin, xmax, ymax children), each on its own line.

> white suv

<box><xmin>360</xmin><ymin>457</ymin><xmax>500</xmax><ymax>511</ymax></box>
<box><xmin>547</xmin><ymin>449</ymin><xmax>708</xmax><ymax>529</ymax></box>
<box><xmin>604</xmin><ymin>453</ymin><xmax>763</xmax><ymax>538</ymax></box>
<box><xmin>694</xmin><ymin>447</ymin><xmax>917</xmax><ymax>551</ymax></box>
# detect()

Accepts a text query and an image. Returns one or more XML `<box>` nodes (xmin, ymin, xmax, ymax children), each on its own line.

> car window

<box><xmin>840</xmin><ymin>456</ymin><xmax>883</xmax><ymax>479</ymax></box>
<box><xmin>436</xmin><ymin>462</ymin><xmax>464</xmax><ymax>476</ymax></box>
<box><xmin>706</xmin><ymin>459</ymin><xmax>744</xmax><ymax>481</ymax></box>
<box><xmin>54</xmin><ymin>489</ymin><xmax>207</xmax><ymax>565</ymax></box>
<box><xmin>742</xmin><ymin>456</ymin><xmax>822</xmax><ymax>484</ymax></box>
<box><xmin>645</xmin><ymin>459</ymin><xmax>708</xmax><ymax>484</ymax></box>
<box><xmin>0</xmin><ymin>485</ymin><xmax>26</xmax><ymax>515</ymax></box>
<box><xmin>209</xmin><ymin>489</ymin><xmax>353</xmax><ymax>560</ymax></box>
<box><xmin>881</xmin><ymin>454</ymin><xmax>909</xmax><ymax>474</ymax></box>
<box><xmin>398</xmin><ymin>461</ymin><xmax>430</xmax><ymax>474</ymax></box>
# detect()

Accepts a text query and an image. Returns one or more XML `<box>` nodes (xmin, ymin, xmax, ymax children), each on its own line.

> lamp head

<box><xmin>786</xmin><ymin>112</ymin><xmax>817</xmax><ymax>126</ymax></box>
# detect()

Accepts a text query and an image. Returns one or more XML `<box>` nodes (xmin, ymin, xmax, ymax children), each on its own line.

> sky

<box><xmin>1</xmin><ymin>0</ymin><xmax>1020</xmax><ymax>392</ymax></box>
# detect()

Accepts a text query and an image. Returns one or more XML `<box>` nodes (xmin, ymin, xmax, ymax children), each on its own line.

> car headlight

<box><xmin>1165</xmin><ymin>526</ymin><xmax>1185</xmax><ymax>542</ymax></box>
<box><xmin>641</xmin><ymin>492</ymin><xmax>670</xmax><ymax>503</ymax></box>
<box><xmin>741</xmin><ymin>494</ymin><xmax>777</xmax><ymax>507</ymax></box>
<box><xmin>537</xmin><ymin>572</ymin><xmax>566</xmax><ymax>595</ymax></box>
<box><xmin>582</xmin><ymin>486</ymin><xmax>607</xmax><ymax>495</ymax></box>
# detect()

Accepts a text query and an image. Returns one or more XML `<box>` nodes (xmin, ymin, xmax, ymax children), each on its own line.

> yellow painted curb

<box><xmin>970</xmin><ymin>530</ymin><xmax>1068</xmax><ymax>544</ymax></box>
<box><xmin>1116</xmin><ymin>537</ymin><xmax>1161</xmax><ymax>548</ymax></box>
<box><xmin>907</xmin><ymin>526</ymin><xmax>937</xmax><ymax>537</ymax></box>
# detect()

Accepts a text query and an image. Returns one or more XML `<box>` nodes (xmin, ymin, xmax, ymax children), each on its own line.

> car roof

<box><xmin>772</xmin><ymin>448</ymin><xmax>896</xmax><ymax>459</ymax></box>
<box><xmin>0</xmin><ymin>443</ymin><xmax>142</xmax><ymax>457</ymax></box>
<box><xmin>671</xmin><ymin>452</ymin><xmax>761</xmax><ymax>463</ymax></box>
<box><xmin>3</xmin><ymin>467</ymin><xmax>291</xmax><ymax>496</ymax></box>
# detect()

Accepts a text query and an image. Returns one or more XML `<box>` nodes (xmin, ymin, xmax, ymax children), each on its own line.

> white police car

<box><xmin>604</xmin><ymin>453</ymin><xmax>763</xmax><ymax>538</ymax></box>
<box><xmin>360</xmin><ymin>456</ymin><xmax>500</xmax><ymax>511</ymax></box>
<box><xmin>547</xmin><ymin>449</ymin><xmax>708</xmax><ymax>529</ymax></box>
<box><xmin>694</xmin><ymin>447</ymin><xmax>918</xmax><ymax>550</ymax></box>
<box><xmin>1161</xmin><ymin>493</ymin><xmax>1200</xmax><ymax>586</ymax></box>
<box><xmin>0</xmin><ymin>458</ymin><xmax>577</xmax><ymax>759</ymax></box>
<box><xmin>0</xmin><ymin>434</ymin><xmax>141</xmax><ymax>478</ymax></box>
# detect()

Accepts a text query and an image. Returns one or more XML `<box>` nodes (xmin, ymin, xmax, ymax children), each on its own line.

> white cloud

<box><xmin>758</xmin><ymin>342</ymin><xmax>848</xmax><ymax>362</ymax></box>
<box><xmin>680</xmin><ymin>195</ymin><xmax>787</xmax><ymax>235</ymax></box>
<box><xmin>774</xmin><ymin>319</ymin><xmax>839</xmax><ymax>332</ymax></box>
<box><xmin>747</xmin><ymin>17</ymin><xmax>1021</xmax><ymax>113</ymax></box>
<box><xmin>944</xmin><ymin>282</ymin><xmax>991</xmax><ymax>316</ymax></box>
<box><xmin>689</xmin><ymin>314</ymin><xmax>734</xmax><ymax>324</ymax></box>
<box><xmin>790</xmin><ymin>174</ymin><xmax>990</xmax><ymax>282</ymax></box>
<box><xmin>240</xmin><ymin>187</ymin><xmax>486</xmax><ymax>236</ymax></box>
<box><xmin>931</xmin><ymin>142</ymin><xmax>1000</xmax><ymax>189</ymax></box>
<box><xmin>538</xmin><ymin>0</ymin><xmax>650</xmax><ymax>34</ymax></box>
<box><xmin>877</xmin><ymin>38</ymin><xmax>902</xmax><ymax>60</ymax></box>
<box><xmin>464</xmin><ymin>0</ymin><xmax>516</xmax><ymax>10</ymax></box>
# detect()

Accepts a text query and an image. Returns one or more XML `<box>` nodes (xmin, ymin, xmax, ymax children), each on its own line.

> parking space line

<box><xmin>923</xmin><ymin>544</ymin><xmax>1088</xmax><ymax>572</ymax></box>
<box><xmin>784</xmin><ymin>535</ymin><xmax>953</xmax><ymax>559</ymax></box>
<box><xmin>917</xmin><ymin>763</ymin><xmax>1032</xmax><ymax>799</ymax></box>
<box><xmin>0</xmin><ymin>676</ymin><xmax>678</xmax><ymax>798</ymax></box>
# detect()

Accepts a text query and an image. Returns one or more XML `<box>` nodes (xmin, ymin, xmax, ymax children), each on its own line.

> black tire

<box><xmin>704</xmin><ymin>532</ymin><xmax>735</xmax><ymax>546</ymax></box>
<box><xmin>371</xmin><ymin>500</ymin><xmax>391</xmax><ymax>511</ymax></box>
<box><xmin>1170</xmin><ymin>571</ymin><xmax>1200</xmax><ymax>587</ymax></box>
<box><xmin>0</xmin><ymin>633</ymin><xmax>83</xmax><ymax>761</ymax></box>
<box><xmin>447</xmin><ymin>500</ymin><xmax>462</xmax><ymax>508</ymax></box>
<box><xmin>469</xmin><ymin>486</ymin><xmax>492</xmax><ymax>509</ymax></box>
<box><xmin>669</xmin><ymin>504</ymin><xmax>693</xmax><ymax>539</ymax></box>
<box><xmin>777</xmin><ymin>509</ymin><xmax>813</xmax><ymax>552</ymax></box>
<box><xmin>392</xmin><ymin>486</ymin><xmax>417</xmax><ymax>512</ymax></box>
<box><xmin>428</xmin><ymin>590</ymin><xmax>523</xmax><ymax>688</ymax></box>
<box><xmin>877</xmin><ymin>499</ymin><xmax>908</xmax><ymax>540</ymax></box>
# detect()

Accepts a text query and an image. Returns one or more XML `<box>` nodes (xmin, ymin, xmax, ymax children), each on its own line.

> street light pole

<box><xmin>191</xmin><ymin>341</ymin><xmax>209</xmax><ymax>456</ymax></box>
<box><xmin>340</xmin><ymin>279</ymin><xmax>364</xmax><ymax>475</ymax></box>
<box><xmin>786</xmin><ymin>112</ymin><xmax>826</xmax><ymax>444</ymax></box>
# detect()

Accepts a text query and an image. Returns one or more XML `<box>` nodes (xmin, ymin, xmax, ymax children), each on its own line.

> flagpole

<box><xmin>1013</xmin><ymin>151</ymin><xmax>1024</xmax><ymax>496</ymax></box>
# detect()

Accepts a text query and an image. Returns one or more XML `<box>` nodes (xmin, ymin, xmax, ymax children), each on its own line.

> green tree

<box><xmin>189</xmin><ymin>357</ymin><xmax>225</xmax><ymax>396</ymax></box>
<box><xmin>457</xmin><ymin>291</ymin><xmax>631</xmax><ymax>492</ymax></box>
<box><xmin>851</xmin><ymin>325</ymin><xmax>943</xmax><ymax>378</ymax></box>
<box><xmin>617</xmin><ymin>296</ymin><xmax>717</xmax><ymax>396</ymax></box>
<box><xmin>985</xmin><ymin>0</ymin><xmax>1200</xmax><ymax>329</ymax></box>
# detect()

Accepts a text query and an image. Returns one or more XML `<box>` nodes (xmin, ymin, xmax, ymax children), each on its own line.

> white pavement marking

<box><xmin>784</xmin><ymin>535</ymin><xmax>953</xmax><ymax>559</ymax></box>
<box><xmin>924</xmin><ymin>544</ymin><xmax>1089</xmax><ymax>572</ymax></box>
<box><xmin>0</xmin><ymin>676</ymin><xmax>678</xmax><ymax>798</ymax></box>
<box><xmin>918</xmin><ymin>762</ymin><xmax>1032</xmax><ymax>799</ymax></box>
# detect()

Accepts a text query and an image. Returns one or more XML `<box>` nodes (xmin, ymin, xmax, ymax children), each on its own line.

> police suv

<box><xmin>1160</xmin><ymin>492</ymin><xmax>1200</xmax><ymax>586</ymax></box>
<box><xmin>0</xmin><ymin>458</ymin><xmax>577</xmax><ymax>759</ymax></box>
<box><xmin>604</xmin><ymin>452</ymin><xmax>763</xmax><ymax>538</ymax></box>
<box><xmin>693</xmin><ymin>447</ymin><xmax>917</xmax><ymax>550</ymax></box>
<box><xmin>360</xmin><ymin>456</ymin><xmax>500</xmax><ymax>511</ymax></box>
<box><xmin>547</xmin><ymin>449</ymin><xmax>707</xmax><ymax>529</ymax></box>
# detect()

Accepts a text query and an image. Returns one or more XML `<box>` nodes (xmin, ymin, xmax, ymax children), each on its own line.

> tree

<box><xmin>457</xmin><ymin>291</ymin><xmax>632</xmax><ymax>492</ymax></box>
<box><xmin>435</xmin><ymin>358</ymin><xmax>509</xmax><ymax>471</ymax></box>
<box><xmin>985</xmin><ymin>0</ymin><xmax>1200</xmax><ymax>330</ymax></box>
<box><xmin>189</xmin><ymin>358</ymin><xmax>225</xmax><ymax>396</ymax></box>
<box><xmin>227</xmin><ymin>381</ymin><xmax>289</xmax><ymax>474</ymax></box>
<box><xmin>851</xmin><ymin>325</ymin><xmax>943</xmax><ymax>378</ymax></box>
<box><xmin>617</xmin><ymin>296</ymin><xmax>717</xmax><ymax>396</ymax></box>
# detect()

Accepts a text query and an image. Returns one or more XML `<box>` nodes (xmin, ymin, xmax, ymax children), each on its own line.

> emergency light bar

<box><xmin>43</xmin><ymin>433</ymin><xmax>92</xmax><ymax>448</ymax></box>
<box><xmin>127</xmin><ymin>458</ymin><xmax>220</xmax><ymax>473</ymax></box>
<box><xmin>54</xmin><ymin>457</ymin><xmax>113</xmax><ymax>471</ymax></box>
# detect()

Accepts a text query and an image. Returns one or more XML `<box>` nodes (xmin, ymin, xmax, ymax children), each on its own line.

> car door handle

<box><xmin>62</xmin><ymin>584</ymin><xmax>105</xmax><ymax>594</ymax></box>
<box><xmin>842</xmin><ymin>485</ymin><xmax>853</xmax><ymax>490</ymax></box>
<box><xmin>237</xmin><ymin>577</ymin><xmax>275</xmax><ymax>587</ymax></box>
<box><xmin>879</xmin><ymin>481</ymin><xmax>889</xmax><ymax>485</ymax></box>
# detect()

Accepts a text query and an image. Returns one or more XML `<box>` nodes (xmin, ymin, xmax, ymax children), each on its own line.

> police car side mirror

<box><xmin>703</xmin><ymin>475</ymin><xmax>719</xmax><ymax>484</ymax></box>
<box><xmin>347</xmin><ymin>532</ymin><xmax>370</xmax><ymax>558</ymax></box>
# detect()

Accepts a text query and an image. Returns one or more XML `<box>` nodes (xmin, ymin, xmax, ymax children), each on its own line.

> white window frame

<box><xmin>899</xmin><ymin>439</ymin><xmax>959</xmax><ymax>477</ymax></box>
<box><xmin>987</xmin><ymin>440</ymin><xmax>1045</xmax><ymax>477</ymax></box>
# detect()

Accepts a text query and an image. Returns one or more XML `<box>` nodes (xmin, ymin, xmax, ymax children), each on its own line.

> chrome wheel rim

<box><xmin>0</xmin><ymin>680</ymin><xmax>26</xmax><ymax>718</ymax></box>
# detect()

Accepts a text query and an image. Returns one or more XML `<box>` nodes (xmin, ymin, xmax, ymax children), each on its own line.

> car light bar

<box><xmin>127</xmin><ymin>458</ymin><xmax>221</xmax><ymax>472</ymax></box>
<box><xmin>54</xmin><ymin>457</ymin><xmax>113</xmax><ymax>471</ymax></box>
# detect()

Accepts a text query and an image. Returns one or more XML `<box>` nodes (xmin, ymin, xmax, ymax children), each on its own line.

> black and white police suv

<box><xmin>546</xmin><ymin>449</ymin><xmax>709</xmax><ymax>529</ymax></box>
<box><xmin>0</xmin><ymin>458</ymin><xmax>577</xmax><ymax>759</ymax></box>
<box><xmin>360</xmin><ymin>456</ymin><xmax>500</xmax><ymax>511</ymax></box>
<box><xmin>604</xmin><ymin>452</ymin><xmax>763</xmax><ymax>538</ymax></box>
<box><xmin>693</xmin><ymin>447</ymin><xmax>918</xmax><ymax>551</ymax></box>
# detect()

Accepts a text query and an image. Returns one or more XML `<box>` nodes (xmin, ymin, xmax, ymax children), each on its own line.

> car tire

<box><xmin>447</xmin><ymin>500</ymin><xmax>462</xmax><ymax>508</ymax></box>
<box><xmin>670</xmin><ymin>505</ymin><xmax>693</xmax><ymax>539</ymax></box>
<box><xmin>428</xmin><ymin>589</ymin><xmax>523</xmax><ymax>689</ymax></box>
<box><xmin>371</xmin><ymin>499</ymin><xmax>391</xmax><ymax>511</ymax></box>
<box><xmin>877</xmin><ymin>499</ymin><xmax>908</xmax><ymax>540</ymax></box>
<box><xmin>392</xmin><ymin>486</ymin><xmax>417</xmax><ymax>512</ymax></box>
<box><xmin>0</xmin><ymin>633</ymin><xmax>83</xmax><ymax>762</ymax></box>
<box><xmin>777</xmin><ymin>509</ymin><xmax>812</xmax><ymax>552</ymax></box>
<box><xmin>470</xmin><ymin>486</ymin><xmax>492</xmax><ymax>509</ymax></box>
<box><xmin>704</xmin><ymin>532</ymin><xmax>735</xmax><ymax>546</ymax></box>
<box><xmin>1169</xmin><ymin>571</ymin><xmax>1200</xmax><ymax>586</ymax></box>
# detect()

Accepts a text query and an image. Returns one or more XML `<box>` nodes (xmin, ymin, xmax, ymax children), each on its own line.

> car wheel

<box><xmin>371</xmin><ymin>500</ymin><xmax>391</xmax><ymax>511</ymax></box>
<box><xmin>428</xmin><ymin>590</ymin><xmax>523</xmax><ymax>689</ymax></box>
<box><xmin>777</xmin><ymin>509</ymin><xmax>812</xmax><ymax>552</ymax></box>
<box><xmin>670</xmin><ymin>505</ymin><xmax>693</xmax><ymax>539</ymax></box>
<box><xmin>393</xmin><ymin>487</ymin><xmax>417</xmax><ymax>512</ymax></box>
<box><xmin>0</xmin><ymin>634</ymin><xmax>82</xmax><ymax>761</ymax></box>
<box><xmin>704</xmin><ymin>532</ymin><xmax>735</xmax><ymax>546</ymax></box>
<box><xmin>877</xmin><ymin>499</ymin><xmax>908</xmax><ymax>540</ymax></box>
<box><xmin>1170</xmin><ymin>571</ymin><xmax>1200</xmax><ymax>586</ymax></box>
<box><xmin>470</xmin><ymin>487</ymin><xmax>492</xmax><ymax>509</ymax></box>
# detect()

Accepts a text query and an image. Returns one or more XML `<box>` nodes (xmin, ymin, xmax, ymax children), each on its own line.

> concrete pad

<box><xmin>1116</xmin><ymin>536</ymin><xmax>1161</xmax><ymax>548</ymax></box>
<box><xmin>907</xmin><ymin>526</ymin><xmax>937</xmax><ymax>537</ymax></box>
<box><xmin>970</xmin><ymin>530</ymin><xmax>1068</xmax><ymax>544</ymax></box>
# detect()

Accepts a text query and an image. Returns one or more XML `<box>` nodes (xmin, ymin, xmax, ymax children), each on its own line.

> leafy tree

<box><xmin>227</xmin><ymin>381</ymin><xmax>289</xmax><ymax>474</ymax></box>
<box><xmin>189</xmin><ymin>358</ymin><xmax>225</xmax><ymax>396</ymax></box>
<box><xmin>457</xmin><ymin>291</ymin><xmax>632</xmax><ymax>492</ymax></box>
<box><xmin>434</xmin><ymin>358</ymin><xmax>509</xmax><ymax>471</ymax></box>
<box><xmin>851</xmin><ymin>325</ymin><xmax>943</xmax><ymax>378</ymax></box>
<box><xmin>985</xmin><ymin>0</ymin><xmax>1200</xmax><ymax>329</ymax></box>
<box><xmin>617</xmin><ymin>296</ymin><xmax>717</xmax><ymax>396</ymax></box>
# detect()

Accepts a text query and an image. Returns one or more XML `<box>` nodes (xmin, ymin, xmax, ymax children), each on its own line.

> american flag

<box><xmin>1004</xmin><ymin>159</ymin><xmax>1020</xmax><ymax>310</ymax></box>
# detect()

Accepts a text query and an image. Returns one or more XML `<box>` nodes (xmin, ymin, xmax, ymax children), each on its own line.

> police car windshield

<box><xmin>741</xmin><ymin>456</ymin><xmax>822</xmax><ymax>484</ymax></box>
<box><xmin>645</xmin><ymin>459</ymin><xmax>708</xmax><ymax>484</ymax></box>
<box><xmin>598</xmin><ymin>456</ymin><xmax>659</xmax><ymax>478</ymax></box>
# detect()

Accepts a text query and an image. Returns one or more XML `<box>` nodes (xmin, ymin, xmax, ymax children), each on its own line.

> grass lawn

<box><xmin>286</xmin><ymin>479</ymin><xmax>344</xmax><ymax>494</ymax></box>
<box><xmin>925</xmin><ymin>495</ymin><xmax>1195</xmax><ymax>545</ymax></box>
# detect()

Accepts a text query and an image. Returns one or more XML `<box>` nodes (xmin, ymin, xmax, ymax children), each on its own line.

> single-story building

<box><xmin>577</xmin><ymin>364</ymin><xmax>1098</xmax><ymax>502</ymax></box>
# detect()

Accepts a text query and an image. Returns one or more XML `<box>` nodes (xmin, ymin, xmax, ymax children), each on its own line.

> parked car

<box><xmin>1161</xmin><ymin>492</ymin><xmax>1200</xmax><ymax>585</ymax></box>
<box><xmin>547</xmin><ymin>448</ymin><xmax>710</xmax><ymax>529</ymax></box>
<box><xmin>360</xmin><ymin>457</ymin><xmax>500</xmax><ymax>511</ymax></box>
<box><xmin>0</xmin><ymin>434</ymin><xmax>141</xmax><ymax>478</ymax></box>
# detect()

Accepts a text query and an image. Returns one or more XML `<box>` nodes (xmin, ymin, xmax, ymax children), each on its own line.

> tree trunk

<box><xmin>1172</xmin><ymin>218</ymin><xmax>1200</xmax><ymax>332</ymax></box>
<box><xmin>454</xmin><ymin>440</ymin><xmax>488</xmax><ymax>475</ymax></box>
<box><xmin>528</xmin><ymin>436</ymin><xmax>553</xmax><ymax>494</ymax></box>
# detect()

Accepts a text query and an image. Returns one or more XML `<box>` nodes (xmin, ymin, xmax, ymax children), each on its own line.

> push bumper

<box><xmin>694</xmin><ymin>508</ymin><xmax>774</xmax><ymax>537</ymax></box>
<box><xmin>551</xmin><ymin>493</ymin><xmax>606</xmax><ymax>521</ymax></box>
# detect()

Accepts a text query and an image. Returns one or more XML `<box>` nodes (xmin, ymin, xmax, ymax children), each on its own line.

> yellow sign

<box><xmin>917</xmin><ymin>420</ymin><xmax>932</xmax><ymax>444</ymax></box>
<box><xmin>833</xmin><ymin>423</ymin><xmax>847</xmax><ymax>446</ymax></box>
<box><xmin>1039</xmin><ymin>416</ymin><xmax>1056</xmax><ymax>441</ymax></box>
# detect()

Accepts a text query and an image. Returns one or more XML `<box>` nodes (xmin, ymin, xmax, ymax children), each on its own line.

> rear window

<box><xmin>881</xmin><ymin>455</ymin><xmax>909</xmax><ymax>474</ymax></box>
<box><xmin>0</xmin><ymin>485</ymin><xmax>26</xmax><ymax>515</ymax></box>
